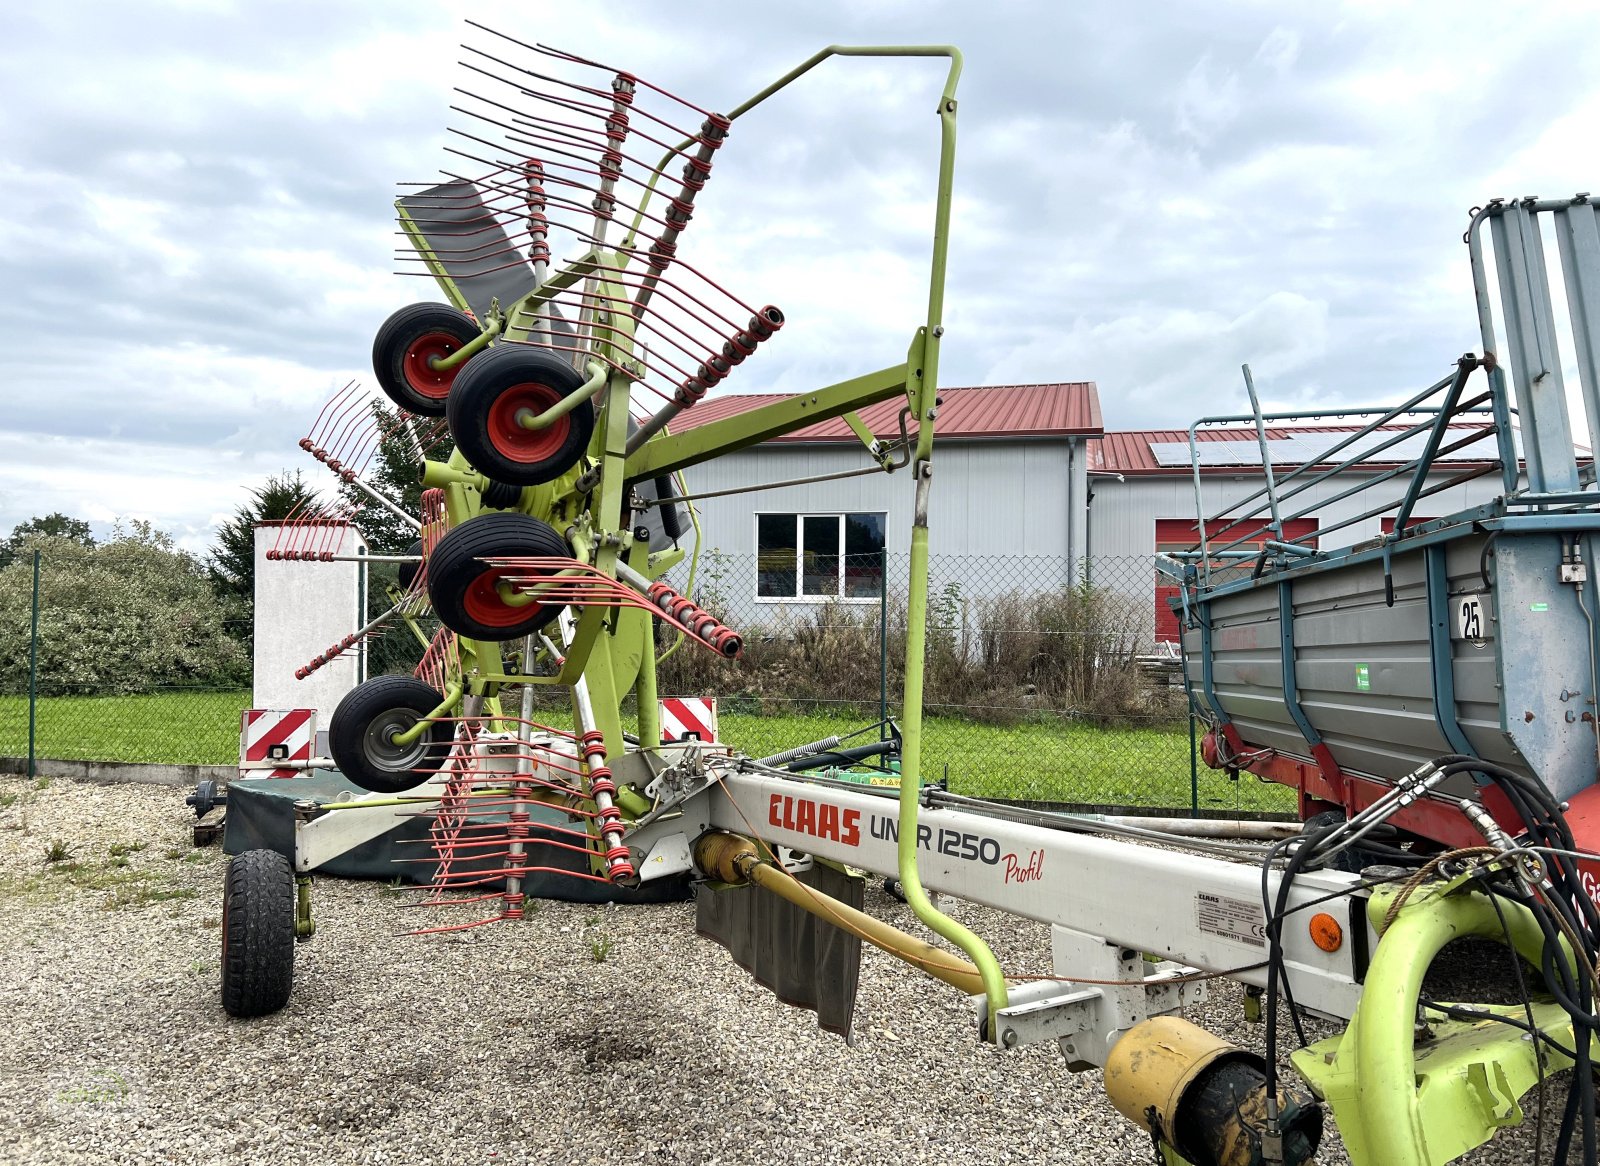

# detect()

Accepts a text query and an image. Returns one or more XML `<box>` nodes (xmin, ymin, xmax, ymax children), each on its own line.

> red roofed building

<box><xmin>660</xmin><ymin>385</ymin><xmax>1529</xmax><ymax>648</ymax></box>
<box><xmin>666</xmin><ymin>382</ymin><xmax>1103</xmax><ymax>616</ymax></box>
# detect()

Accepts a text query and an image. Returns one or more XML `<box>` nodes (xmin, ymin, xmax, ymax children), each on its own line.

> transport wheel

<box><xmin>328</xmin><ymin>676</ymin><xmax>454</xmax><ymax>793</ymax></box>
<box><xmin>372</xmin><ymin>302</ymin><xmax>481</xmax><ymax>416</ymax></box>
<box><xmin>221</xmin><ymin>849</ymin><xmax>296</xmax><ymax>1019</ymax></box>
<box><xmin>397</xmin><ymin>538</ymin><xmax>424</xmax><ymax>592</ymax></box>
<box><xmin>446</xmin><ymin>344</ymin><xmax>595</xmax><ymax>485</ymax></box>
<box><xmin>427</xmin><ymin>512</ymin><xmax>573</xmax><ymax>641</ymax></box>
<box><xmin>1303</xmin><ymin>810</ymin><xmax>1382</xmax><ymax>874</ymax></box>
<box><xmin>479</xmin><ymin>479</ymin><xmax>524</xmax><ymax>510</ymax></box>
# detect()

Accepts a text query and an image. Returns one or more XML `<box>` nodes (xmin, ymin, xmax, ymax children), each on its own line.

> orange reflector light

<box><xmin>1309</xmin><ymin>912</ymin><xmax>1343</xmax><ymax>952</ymax></box>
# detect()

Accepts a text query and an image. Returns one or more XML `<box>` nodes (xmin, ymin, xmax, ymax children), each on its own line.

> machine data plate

<box><xmin>1195</xmin><ymin>891</ymin><xmax>1266</xmax><ymax>947</ymax></box>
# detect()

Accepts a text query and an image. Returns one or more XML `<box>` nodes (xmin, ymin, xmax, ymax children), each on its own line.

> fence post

<box><xmin>28</xmin><ymin>550</ymin><xmax>40</xmax><ymax>778</ymax></box>
<box><xmin>1188</xmin><ymin>711</ymin><xmax>1198</xmax><ymax>814</ymax></box>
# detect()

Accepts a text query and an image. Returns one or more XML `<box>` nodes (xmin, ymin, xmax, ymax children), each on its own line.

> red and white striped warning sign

<box><xmin>240</xmin><ymin>709</ymin><xmax>316</xmax><ymax>778</ymax></box>
<box><xmin>659</xmin><ymin>697</ymin><xmax>718</xmax><ymax>744</ymax></box>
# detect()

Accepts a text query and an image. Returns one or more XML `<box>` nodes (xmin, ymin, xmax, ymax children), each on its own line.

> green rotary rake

<box><xmin>260</xmin><ymin>27</ymin><xmax>966</xmax><ymax>927</ymax></box>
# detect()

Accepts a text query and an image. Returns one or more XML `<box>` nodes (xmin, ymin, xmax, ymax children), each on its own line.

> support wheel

<box><xmin>446</xmin><ymin>344</ymin><xmax>594</xmax><ymax>485</ymax></box>
<box><xmin>329</xmin><ymin>676</ymin><xmax>454</xmax><ymax>793</ymax></box>
<box><xmin>373</xmin><ymin>302</ymin><xmax>481</xmax><ymax>416</ymax></box>
<box><xmin>1303</xmin><ymin>810</ymin><xmax>1386</xmax><ymax>874</ymax></box>
<box><xmin>427</xmin><ymin>512</ymin><xmax>572</xmax><ymax>641</ymax></box>
<box><xmin>397</xmin><ymin>538</ymin><xmax>424</xmax><ymax>592</ymax></box>
<box><xmin>221</xmin><ymin>849</ymin><xmax>295</xmax><ymax>1019</ymax></box>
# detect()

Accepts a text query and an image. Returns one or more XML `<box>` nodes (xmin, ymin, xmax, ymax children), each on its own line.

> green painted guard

<box><xmin>1293</xmin><ymin>880</ymin><xmax>1582</xmax><ymax>1165</ymax></box>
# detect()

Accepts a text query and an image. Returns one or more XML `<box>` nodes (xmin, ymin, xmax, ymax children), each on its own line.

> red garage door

<box><xmin>1154</xmin><ymin>518</ymin><xmax>1319</xmax><ymax>643</ymax></box>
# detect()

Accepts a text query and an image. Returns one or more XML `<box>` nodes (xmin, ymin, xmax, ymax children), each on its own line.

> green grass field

<box><xmin>0</xmin><ymin>689</ymin><xmax>1293</xmax><ymax>812</ymax></box>
<box><xmin>0</xmin><ymin>689</ymin><xmax>251</xmax><ymax>768</ymax></box>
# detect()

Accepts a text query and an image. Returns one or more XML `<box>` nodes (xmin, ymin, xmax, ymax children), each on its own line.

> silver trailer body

<box><xmin>1182</xmin><ymin>521</ymin><xmax>1600</xmax><ymax>803</ymax></box>
<box><xmin>1168</xmin><ymin>194</ymin><xmax>1600</xmax><ymax>816</ymax></box>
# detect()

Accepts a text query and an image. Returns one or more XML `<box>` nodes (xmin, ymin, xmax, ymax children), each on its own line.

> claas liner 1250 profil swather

<box><xmin>215</xmin><ymin>22</ymin><xmax>1600</xmax><ymax>1166</ymax></box>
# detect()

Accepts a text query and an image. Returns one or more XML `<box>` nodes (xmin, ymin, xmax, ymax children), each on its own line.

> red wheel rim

<box><xmin>461</xmin><ymin>566</ymin><xmax>545</xmax><ymax>629</ymax></box>
<box><xmin>486</xmin><ymin>383</ymin><xmax>571</xmax><ymax>465</ymax></box>
<box><xmin>402</xmin><ymin>332</ymin><xmax>465</xmax><ymax>400</ymax></box>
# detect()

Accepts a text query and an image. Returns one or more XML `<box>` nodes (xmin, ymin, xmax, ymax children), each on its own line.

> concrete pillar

<box><xmin>252</xmin><ymin>523</ymin><xmax>367</xmax><ymax>736</ymax></box>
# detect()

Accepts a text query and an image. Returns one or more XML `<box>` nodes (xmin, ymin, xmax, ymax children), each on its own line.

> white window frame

<box><xmin>753</xmin><ymin>511</ymin><xmax>886</xmax><ymax>604</ymax></box>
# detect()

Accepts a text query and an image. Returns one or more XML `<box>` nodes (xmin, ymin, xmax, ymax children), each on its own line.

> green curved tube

<box><xmin>515</xmin><ymin>361</ymin><xmax>607</xmax><ymax>431</ymax></box>
<box><xmin>1348</xmin><ymin>884</ymin><xmax>1563</xmax><ymax>1164</ymax></box>
<box><xmin>897</xmin><ymin>523</ymin><xmax>1009</xmax><ymax>1016</ymax></box>
<box><xmin>387</xmin><ymin>683</ymin><xmax>462</xmax><ymax>749</ymax></box>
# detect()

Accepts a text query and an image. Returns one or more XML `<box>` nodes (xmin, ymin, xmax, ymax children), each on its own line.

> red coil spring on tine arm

<box><xmin>294</xmin><ymin>383</ymin><xmax>424</xmax><ymax>532</ymax></box>
<box><xmin>589</xmin><ymin>72</ymin><xmax>634</xmax><ymax>234</ymax></box>
<box><xmin>485</xmin><ymin>557</ymin><xmax>744</xmax><ymax>659</ymax></box>
<box><xmin>643</xmin><ymin>580</ymin><xmax>743</xmax><ymax>658</ymax></box>
<box><xmin>632</xmin><ymin>111</ymin><xmax>728</xmax><ymax>324</ymax></box>
<box><xmin>579</xmin><ymin>730</ymin><xmax>635</xmax><ymax>881</ymax></box>
<box><xmin>675</xmin><ymin>306</ymin><xmax>785</xmax><ymax>408</ymax></box>
<box><xmin>295</xmin><ymin>633</ymin><xmax>361</xmax><ymax>680</ymax></box>
<box><xmin>523</xmin><ymin>158</ymin><xmax>551</xmax><ymax>268</ymax></box>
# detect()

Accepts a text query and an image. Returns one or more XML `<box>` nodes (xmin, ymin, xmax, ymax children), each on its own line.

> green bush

<box><xmin>0</xmin><ymin>523</ymin><xmax>249</xmax><ymax>695</ymax></box>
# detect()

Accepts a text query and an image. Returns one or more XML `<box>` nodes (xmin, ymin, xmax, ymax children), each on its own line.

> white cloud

<box><xmin>1255</xmin><ymin>28</ymin><xmax>1301</xmax><ymax>76</ymax></box>
<box><xmin>986</xmin><ymin>291</ymin><xmax>1330</xmax><ymax>426</ymax></box>
<box><xmin>1175</xmin><ymin>54</ymin><xmax>1243</xmax><ymax>146</ymax></box>
<box><xmin>1</xmin><ymin>0</ymin><xmax>1599</xmax><ymax>555</ymax></box>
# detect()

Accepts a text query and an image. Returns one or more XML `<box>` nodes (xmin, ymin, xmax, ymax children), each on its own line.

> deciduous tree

<box><xmin>0</xmin><ymin>513</ymin><xmax>94</xmax><ymax>568</ymax></box>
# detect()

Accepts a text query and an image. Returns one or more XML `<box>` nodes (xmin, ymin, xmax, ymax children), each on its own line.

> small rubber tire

<box><xmin>446</xmin><ymin>344</ymin><xmax>594</xmax><ymax>485</ymax></box>
<box><xmin>221</xmin><ymin>849</ymin><xmax>295</xmax><ymax>1019</ymax></box>
<box><xmin>427</xmin><ymin>512</ymin><xmax>572</xmax><ymax>641</ymax></box>
<box><xmin>1302</xmin><ymin>810</ymin><xmax>1373</xmax><ymax>874</ymax></box>
<box><xmin>373</xmin><ymin>302</ymin><xmax>482</xmax><ymax>416</ymax></box>
<box><xmin>329</xmin><ymin>676</ymin><xmax>454</xmax><ymax>793</ymax></box>
<box><xmin>398</xmin><ymin>539</ymin><xmax>424</xmax><ymax>592</ymax></box>
<box><xmin>479</xmin><ymin>479</ymin><xmax>524</xmax><ymax>510</ymax></box>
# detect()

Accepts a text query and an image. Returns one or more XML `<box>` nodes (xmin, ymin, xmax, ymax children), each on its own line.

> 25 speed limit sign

<box><xmin>1453</xmin><ymin>592</ymin><xmax>1492</xmax><ymax>644</ymax></box>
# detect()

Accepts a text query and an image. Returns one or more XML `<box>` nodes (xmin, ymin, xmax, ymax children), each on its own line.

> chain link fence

<box><xmin>652</xmin><ymin>551</ymin><xmax>1290</xmax><ymax>813</ymax></box>
<box><xmin>0</xmin><ymin>549</ymin><xmax>1295</xmax><ymax>814</ymax></box>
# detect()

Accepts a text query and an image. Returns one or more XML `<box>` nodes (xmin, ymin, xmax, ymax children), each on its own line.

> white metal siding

<box><xmin>253</xmin><ymin>525</ymin><xmax>367</xmax><ymax>729</ymax></box>
<box><xmin>680</xmin><ymin>439</ymin><xmax>1078</xmax><ymax>560</ymax></box>
<box><xmin>674</xmin><ymin>438</ymin><xmax>1084</xmax><ymax>621</ymax></box>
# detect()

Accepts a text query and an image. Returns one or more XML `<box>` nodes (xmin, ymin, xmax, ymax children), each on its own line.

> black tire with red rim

<box><xmin>427</xmin><ymin>512</ymin><xmax>572</xmax><ymax>641</ymax></box>
<box><xmin>372</xmin><ymin>302</ymin><xmax>481</xmax><ymax>416</ymax></box>
<box><xmin>446</xmin><ymin>344</ymin><xmax>594</xmax><ymax>486</ymax></box>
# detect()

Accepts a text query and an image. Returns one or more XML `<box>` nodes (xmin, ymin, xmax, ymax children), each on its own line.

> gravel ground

<box><xmin>0</xmin><ymin>774</ymin><xmax>1580</xmax><ymax>1164</ymax></box>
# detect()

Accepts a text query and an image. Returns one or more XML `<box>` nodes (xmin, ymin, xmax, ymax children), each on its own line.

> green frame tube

<box><xmin>515</xmin><ymin>361</ymin><xmax>606</xmax><ymax>430</ymax></box>
<box><xmin>428</xmin><ymin>314</ymin><xmax>503</xmax><ymax>372</ymax></box>
<box><xmin>387</xmin><ymin>683</ymin><xmax>462</xmax><ymax>749</ymax></box>
<box><xmin>624</xmin><ymin>44</ymin><xmax>1006</xmax><ymax>1015</ymax></box>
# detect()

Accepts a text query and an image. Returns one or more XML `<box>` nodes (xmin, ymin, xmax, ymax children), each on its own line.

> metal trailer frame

<box><xmin>1134</xmin><ymin>191</ymin><xmax>1600</xmax><ymax>1163</ymax></box>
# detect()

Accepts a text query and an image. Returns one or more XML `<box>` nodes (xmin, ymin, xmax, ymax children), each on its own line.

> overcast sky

<box><xmin>2</xmin><ymin>0</ymin><xmax>1598</xmax><ymax>553</ymax></box>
